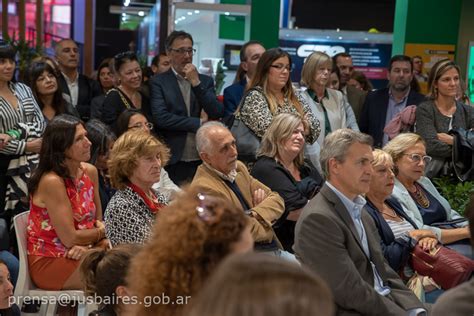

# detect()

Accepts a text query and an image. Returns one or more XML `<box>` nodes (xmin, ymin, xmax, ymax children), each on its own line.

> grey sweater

<box><xmin>415</xmin><ymin>99</ymin><xmax>474</xmax><ymax>158</ymax></box>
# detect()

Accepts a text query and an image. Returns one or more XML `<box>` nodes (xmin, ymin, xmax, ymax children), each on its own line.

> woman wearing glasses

<box><xmin>102</xmin><ymin>51</ymin><xmax>151</xmax><ymax>131</ymax></box>
<box><xmin>238</xmin><ymin>48</ymin><xmax>320</xmax><ymax>161</ymax></box>
<box><xmin>105</xmin><ymin>130</ymin><xmax>170</xmax><ymax>246</ymax></box>
<box><xmin>415</xmin><ymin>59</ymin><xmax>474</xmax><ymax>178</ymax></box>
<box><xmin>116</xmin><ymin>109</ymin><xmax>180</xmax><ymax>199</ymax></box>
<box><xmin>385</xmin><ymin>133</ymin><xmax>471</xmax><ymax>257</ymax></box>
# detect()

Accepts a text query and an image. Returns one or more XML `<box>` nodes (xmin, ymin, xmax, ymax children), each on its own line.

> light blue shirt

<box><xmin>326</xmin><ymin>182</ymin><xmax>391</xmax><ymax>296</ymax></box>
<box><xmin>383</xmin><ymin>88</ymin><xmax>410</xmax><ymax>145</ymax></box>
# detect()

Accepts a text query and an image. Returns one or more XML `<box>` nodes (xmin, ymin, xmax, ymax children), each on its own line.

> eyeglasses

<box><xmin>169</xmin><ymin>48</ymin><xmax>196</xmax><ymax>56</ymax></box>
<box><xmin>270</xmin><ymin>64</ymin><xmax>292</xmax><ymax>72</ymax></box>
<box><xmin>196</xmin><ymin>193</ymin><xmax>216</xmax><ymax>222</ymax></box>
<box><xmin>403</xmin><ymin>153</ymin><xmax>432</xmax><ymax>164</ymax></box>
<box><xmin>129</xmin><ymin>122</ymin><xmax>153</xmax><ymax>130</ymax></box>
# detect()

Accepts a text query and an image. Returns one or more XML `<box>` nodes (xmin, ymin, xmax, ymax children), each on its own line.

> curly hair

<box><xmin>108</xmin><ymin>130</ymin><xmax>170</xmax><ymax>190</ymax></box>
<box><xmin>126</xmin><ymin>186</ymin><xmax>249</xmax><ymax>316</ymax></box>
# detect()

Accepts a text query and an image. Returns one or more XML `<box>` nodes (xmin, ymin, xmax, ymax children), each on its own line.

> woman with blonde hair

<box><xmin>384</xmin><ymin>133</ymin><xmax>471</xmax><ymax>258</ymax></box>
<box><xmin>238</xmin><ymin>48</ymin><xmax>320</xmax><ymax>162</ymax></box>
<box><xmin>105</xmin><ymin>130</ymin><xmax>170</xmax><ymax>246</ymax></box>
<box><xmin>415</xmin><ymin>59</ymin><xmax>474</xmax><ymax>178</ymax></box>
<box><xmin>127</xmin><ymin>186</ymin><xmax>253</xmax><ymax>316</ymax></box>
<box><xmin>299</xmin><ymin>51</ymin><xmax>357</xmax><ymax>170</ymax></box>
<box><xmin>251</xmin><ymin>113</ymin><xmax>323</xmax><ymax>252</ymax></box>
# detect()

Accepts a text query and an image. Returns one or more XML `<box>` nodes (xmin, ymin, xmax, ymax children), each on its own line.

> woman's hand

<box><xmin>408</xmin><ymin>229</ymin><xmax>436</xmax><ymax>240</ymax></box>
<box><xmin>26</xmin><ymin>138</ymin><xmax>42</xmax><ymax>153</ymax></box>
<box><xmin>418</xmin><ymin>237</ymin><xmax>438</xmax><ymax>251</ymax></box>
<box><xmin>0</xmin><ymin>134</ymin><xmax>11</xmax><ymax>149</ymax></box>
<box><xmin>65</xmin><ymin>245</ymin><xmax>89</xmax><ymax>260</ymax></box>
<box><xmin>287</xmin><ymin>208</ymin><xmax>303</xmax><ymax>221</ymax></box>
<box><xmin>437</xmin><ymin>133</ymin><xmax>453</xmax><ymax>145</ymax></box>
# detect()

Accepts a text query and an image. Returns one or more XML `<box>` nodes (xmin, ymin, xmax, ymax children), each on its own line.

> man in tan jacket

<box><xmin>192</xmin><ymin>121</ymin><xmax>285</xmax><ymax>253</ymax></box>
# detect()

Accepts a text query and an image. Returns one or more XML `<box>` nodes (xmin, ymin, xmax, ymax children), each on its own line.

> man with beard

<box><xmin>359</xmin><ymin>55</ymin><xmax>425</xmax><ymax>148</ymax></box>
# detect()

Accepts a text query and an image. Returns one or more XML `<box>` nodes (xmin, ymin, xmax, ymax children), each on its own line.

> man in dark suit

<box><xmin>149</xmin><ymin>31</ymin><xmax>224</xmax><ymax>185</ymax></box>
<box><xmin>333</xmin><ymin>52</ymin><xmax>367</xmax><ymax>123</ymax></box>
<box><xmin>223</xmin><ymin>41</ymin><xmax>265</xmax><ymax>117</ymax></box>
<box><xmin>55</xmin><ymin>39</ymin><xmax>101</xmax><ymax>121</ymax></box>
<box><xmin>359</xmin><ymin>55</ymin><xmax>425</xmax><ymax>148</ymax></box>
<box><xmin>295</xmin><ymin>129</ymin><xmax>427</xmax><ymax>316</ymax></box>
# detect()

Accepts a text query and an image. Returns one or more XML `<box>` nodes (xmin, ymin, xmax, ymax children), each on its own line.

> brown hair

<box><xmin>80</xmin><ymin>244</ymin><xmax>139</xmax><ymax>314</ymax></box>
<box><xmin>427</xmin><ymin>58</ymin><xmax>461</xmax><ymax>99</ymax></box>
<box><xmin>185</xmin><ymin>253</ymin><xmax>334</xmax><ymax>316</ymax></box>
<box><xmin>108</xmin><ymin>130</ymin><xmax>170</xmax><ymax>190</ymax></box>
<box><xmin>249</xmin><ymin>48</ymin><xmax>303</xmax><ymax>115</ymax></box>
<box><xmin>127</xmin><ymin>186</ymin><xmax>250</xmax><ymax>316</ymax></box>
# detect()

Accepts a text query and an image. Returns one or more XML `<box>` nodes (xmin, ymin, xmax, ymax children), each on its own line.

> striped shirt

<box><xmin>386</xmin><ymin>218</ymin><xmax>416</xmax><ymax>239</ymax></box>
<box><xmin>0</xmin><ymin>82</ymin><xmax>45</xmax><ymax>155</ymax></box>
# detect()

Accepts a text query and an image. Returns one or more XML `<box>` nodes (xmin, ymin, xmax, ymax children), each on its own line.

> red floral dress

<box><xmin>27</xmin><ymin>172</ymin><xmax>97</xmax><ymax>257</ymax></box>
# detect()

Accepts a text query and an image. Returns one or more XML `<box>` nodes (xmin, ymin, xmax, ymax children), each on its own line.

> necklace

<box><xmin>409</xmin><ymin>183</ymin><xmax>430</xmax><ymax>208</ymax></box>
<box><xmin>378</xmin><ymin>204</ymin><xmax>401</xmax><ymax>220</ymax></box>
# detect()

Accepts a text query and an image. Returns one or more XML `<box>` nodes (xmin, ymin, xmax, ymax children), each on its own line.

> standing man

<box><xmin>223</xmin><ymin>41</ymin><xmax>265</xmax><ymax>117</ymax></box>
<box><xmin>295</xmin><ymin>129</ymin><xmax>427</xmax><ymax>315</ymax></box>
<box><xmin>149</xmin><ymin>31</ymin><xmax>224</xmax><ymax>185</ymax></box>
<box><xmin>333</xmin><ymin>52</ymin><xmax>366</xmax><ymax>123</ymax></box>
<box><xmin>412</xmin><ymin>56</ymin><xmax>427</xmax><ymax>83</ymax></box>
<box><xmin>55</xmin><ymin>39</ymin><xmax>101</xmax><ymax>121</ymax></box>
<box><xmin>150</xmin><ymin>52</ymin><xmax>171</xmax><ymax>75</ymax></box>
<box><xmin>359</xmin><ymin>55</ymin><xmax>425</xmax><ymax>148</ymax></box>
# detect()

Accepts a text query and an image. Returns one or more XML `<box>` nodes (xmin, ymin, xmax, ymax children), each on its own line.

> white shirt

<box><xmin>61</xmin><ymin>71</ymin><xmax>79</xmax><ymax>107</ymax></box>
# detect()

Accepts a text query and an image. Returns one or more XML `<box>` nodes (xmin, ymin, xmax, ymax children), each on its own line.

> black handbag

<box><xmin>229</xmin><ymin>88</ymin><xmax>265</xmax><ymax>162</ymax></box>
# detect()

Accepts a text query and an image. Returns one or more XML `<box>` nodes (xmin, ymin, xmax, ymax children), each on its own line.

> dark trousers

<box><xmin>165</xmin><ymin>160</ymin><xmax>201</xmax><ymax>186</ymax></box>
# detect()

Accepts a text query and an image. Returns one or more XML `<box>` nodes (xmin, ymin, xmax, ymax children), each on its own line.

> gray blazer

<box><xmin>294</xmin><ymin>184</ymin><xmax>425</xmax><ymax>316</ymax></box>
<box><xmin>432</xmin><ymin>278</ymin><xmax>474</xmax><ymax>316</ymax></box>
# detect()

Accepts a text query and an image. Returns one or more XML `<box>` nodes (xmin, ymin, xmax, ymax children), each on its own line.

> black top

<box><xmin>101</xmin><ymin>88</ymin><xmax>151</xmax><ymax>129</ymax></box>
<box><xmin>414</xmin><ymin>186</ymin><xmax>448</xmax><ymax>225</ymax></box>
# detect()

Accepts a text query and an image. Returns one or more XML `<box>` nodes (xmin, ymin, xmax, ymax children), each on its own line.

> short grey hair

<box><xmin>320</xmin><ymin>129</ymin><xmax>373</xmax><ymax>179</ymax></box>
<box><xmin>196</xmin><ymin>121</ymin><xmax>229</xmax><ymax>154</ymax></box>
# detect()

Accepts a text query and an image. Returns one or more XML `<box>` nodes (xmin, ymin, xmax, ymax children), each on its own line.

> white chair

<box><xmin>13</xmin><ymin>211</ymin><xmax>95</xmax><ymax>316</ymax></box>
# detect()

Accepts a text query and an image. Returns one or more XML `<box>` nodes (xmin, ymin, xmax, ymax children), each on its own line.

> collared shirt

<box><xmin>307</xmin><ymin>89</ymin><xmax>332</xmax><ymax>136</ymax></box>
<box><xmin>61</xmin><ymin>71</ymin><xmax>79</xmax><ymax>107</ymax></box>
<box><xmin>203</xmin><ymin>162</ymin><xmax>237</xmax><ymax>182</ymax></box>
<box><xmin>383</xmin><ymin>88</ymin><xmax>410</xmax><ymax>145</ymax></box>
<box><xmin>326</xmin><ymin>182</ymin><xmax>391</xmax><ymax>296</ymax></box>
<box><xmin>171</xmin><ymin>67</ymin><xmax>200</xmax><ymax>162</ymax></box>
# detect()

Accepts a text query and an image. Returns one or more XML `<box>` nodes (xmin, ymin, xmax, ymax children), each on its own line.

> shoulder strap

<box><xmin>235</xmin><ymin>86</ymin><xmax>269</xmax><ymax>114</ymax></box>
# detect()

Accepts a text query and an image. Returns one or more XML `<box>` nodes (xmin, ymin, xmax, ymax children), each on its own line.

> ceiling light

<box><xmin>187</xmin><ymin>12</ymin><xmax>193</xmax><ymax>15</ymax></box>
<box><xmin>224</xmin><ymin>12</ymin><xmax>230</xmax><ymax>16</ymax></box>
<box><xmin>138</xmin><ymin>11</ymin><xmax>145</xmax><ymax>16</ymax></box>
<box><xmin>194</xmin><ymin>10</ymin><xmax>200</xmax><ymax>14</ymax></box>
<box><xmin>123</xmin><ymin>0</ymin><xmax>130</xmax><ymax>7</ymax></box>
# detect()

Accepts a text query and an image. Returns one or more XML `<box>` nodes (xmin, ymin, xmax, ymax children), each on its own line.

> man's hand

<box><xmin>25</xmin><ymin>138</ymin><xmax>42</xmax><ymax>153</ymax></box>
<box><xmin>252</xmin><ymin>188</ymin><xmax>267</xmax><ymax>206</ymax></box>
<box><xmin>183</xmin><ymin>63</ymin><xmax>200</xmax><ymax>87</ymax></box>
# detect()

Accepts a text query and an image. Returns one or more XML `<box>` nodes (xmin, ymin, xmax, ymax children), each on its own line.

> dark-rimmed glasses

<box><xmin>169</xmin><ymin>48</ymin><xmax>196</xmax><ymax>56</ymax></box>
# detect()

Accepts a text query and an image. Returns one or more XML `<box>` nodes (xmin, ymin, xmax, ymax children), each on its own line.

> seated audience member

<box><xmin>27</xmin><ymin>114</ymin><xmax>107</xmax><ymax>290</ymax></box>
<box><xmin>127</xmin><ymin>186</ymin><xmax>253</xmax><ymax>316</ymax></box>
<box><xmin>29</xmin><ymin>61</ymin><xmax>80</xmax><ymax>122</ymax></box>
<box><xmin>238</xmin><ymin>48</ymin><xmax>320</xmax><ymax>159</ymax></box>
<box><xmin>349</xmin><ymin>70</ymin><xmax>373</xmax><ymax>92</ymax></box>
<box><xmin>295</xmin><ymin>129</ymin><xmax>427</xmax><ymax>315</ymax></box>
<box><xmin>251</xmin><ymin>113</ymin><xmax>323</xmax><ymax>252</ymax></box>
<box><xmin>359</xmin><ymin>55</ymin><xmax>425</xmax><ymax>148</ymax></box>
<box><xmin>185</xmin><ymin>253</ymin><xmax>334</xmax><ymax>316</ymax></box>
<box><xmin>102</xmin><ymin>51</ymin><xmax>150</xmax><ymax>128</ymax></box>
<box><xmin>0</xmin><ymin>250</ymin><xmax>18</xmax><ymax>287</ymax></box>
<box><xmin>299</xmin><ymin>51</ymin><xmax>357</xmax><ymax>169</ymax></box>
<box><xmin>385</xmin><ymin>133</ymin><xmax>471</xmax><ymax>258</ymax></box>
<box><xmin>415</xmin><ymin>59</ymin><xmax>474</xmax><ymax>179</ymax></box>
<box><xmin>115</xmin><ymin>109</ymin><xmax>180</xmax><ymax>199</ymax></box>
<box><xmin>365</xmin><ymin>149</ymin><xmax>442</xmax><ymax>302</ymax></box>
<box><xmin>105</xmin><ymin>130</ymin><xmax>170</xmax><ymax>246</ymax></box>
<box><xmin>432</xmin><ymin>194</ymin><xmax>474</xmax><ymax>316</ymax></box>
<box><xmin>85</xmin><ymin>119</ymin><xmax>116</xmax><ymax>212</ymax></box>
<box><xmin>223</xmin><ymin>40</ymin><xmax>265</xmax><ymax>117</ymax></box>
<box><xmin>191</xmin><ymin>122</ymin><xmax>286</xmax><ymax>255</ymax></box>
<box><xmin>80</xmin><ymin>244</ymin><xmax>139</xmax><ymax>316</ymax></box>
<box><xmin>0</xmin><ymin>259</ymin><xmax>19</xmax><ymax>316</ymax></box>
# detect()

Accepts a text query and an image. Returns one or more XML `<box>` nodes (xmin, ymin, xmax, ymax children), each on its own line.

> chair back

<box><xmin>13</xmin><ymin>211</ymin><xmax>33</xmax><ymax>297</ymax></box>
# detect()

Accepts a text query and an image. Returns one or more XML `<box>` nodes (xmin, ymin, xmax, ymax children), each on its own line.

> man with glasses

<box><xmin>223</xmin><ymin>41</ymin><xmax>265</xmax><ymax>117</ymax></box>
<box><xmin>359</xmin><ymin>55</ymin><xmax>425</xmax><ymax>148</ymax></box>
<box><xmin>149</xmin><ymin>31</ymin><xmax>224</xmax><ymax>185</ymax></box>
<box><xmin>55</xmin><ymin>39</ymin><xmax>101</xmax><ymax>121</ymax></box>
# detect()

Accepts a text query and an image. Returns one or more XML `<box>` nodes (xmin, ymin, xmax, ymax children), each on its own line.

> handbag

<box><xmin>411</xmin><ymin>244</ymin><xmax>474</xmax><ymax>290</ymax></box>
<box><xmin>229</xmin><ymin>88</ymin><xmax>264</xmax><ymax>162</ymax></box>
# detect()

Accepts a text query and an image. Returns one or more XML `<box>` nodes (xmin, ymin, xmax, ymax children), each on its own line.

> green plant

<box><xmin>215</xmin><ymin>60</ymin><xmax>226</xmax><ymax>96</ymax></box>
<box><xmin>432</xmin><ymin>176</ymin><xmax>474</xmax><ymax>216</ymax></box>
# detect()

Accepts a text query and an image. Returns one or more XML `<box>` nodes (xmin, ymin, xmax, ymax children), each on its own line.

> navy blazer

<box><xmin>58</xmin><ymin>74</ymin><xmax>102</xmax><ymax>121</ymax></box>
<box><xmin>149</xmin><ymin>69</ymin><xmax>224</xmax><ymax>164</ymax></box>
<box><xmin>359</xmin><ymin>88</ymin><xmax>425</xmax><ymax>148</ymax></box>
<box><xmin>223</xmin><ymin>78</ymin><xmax>246</xmax><ymax>117</ymax></box>
<box><xmin>365</xmin><ymin>197</ymin><xmax>419</xmax><ymax>272</ymax></box>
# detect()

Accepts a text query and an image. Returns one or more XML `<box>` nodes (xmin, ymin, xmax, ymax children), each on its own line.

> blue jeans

<box><xmin>0</xmin><ymin>250</ymin><xmax>19</xmax><ymax>286</ymax></box>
